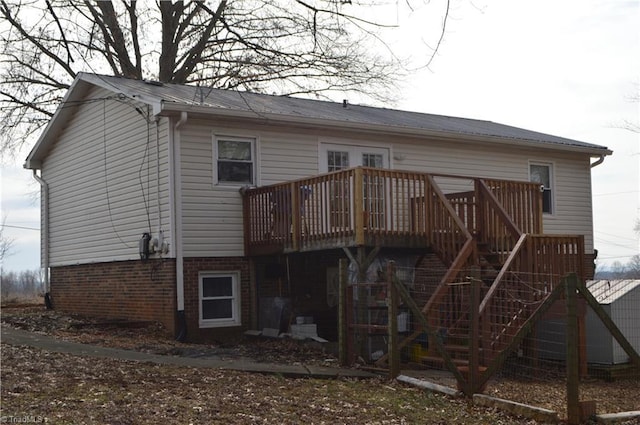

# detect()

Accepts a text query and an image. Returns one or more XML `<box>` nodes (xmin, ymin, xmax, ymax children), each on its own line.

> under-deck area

<box><xmin>243</xmin><ymin>166</ymin><xmax>588</xmax><ymax>393</ymax></box>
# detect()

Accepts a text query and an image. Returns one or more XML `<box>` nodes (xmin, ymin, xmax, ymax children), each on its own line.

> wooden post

<box><xmin>468</xmin><ymin>267</ymin><xmax>481</xmax><ymax>395</ymax></box>
<box><xmin>356</xmin><ymin>247</ymin><xmax>368</xmax><ymax>361</ymax></box>
<box><xmin>566</xmin><ymin>273</ymin><xmax>580</xmax><ymax>425</ymax></box>
<box><xmin>338</xmin><ymin>258</ymin><xmax>348</xmax><ymax>366</ymax></box>
<box><xmin>474</xmin><ymin>179</ymin><xmax>484</xmax><ymax>241</ymax></box>
<box><xmin>578</xmin><ymin>306</ymin><xmax>588</xmax><ymax>378</ymax></box>
<box><xmin>387</xmin><ymin>261</ymin><xmax>400</xmax><ymax>378</ymax></box>
<box><xmin>290</xmin><ymin>182</ymin><xmax>300</xmax><ymax>251</ymax></box>
<box><xmin>241</xmin><ymin>189</ymin><xmax>251</xmax><ymax>255</ymax></box>
<box><xmin>354</xmin><ymin>167</ymin><xmax>365</xmax><ymax>246</ymax></box>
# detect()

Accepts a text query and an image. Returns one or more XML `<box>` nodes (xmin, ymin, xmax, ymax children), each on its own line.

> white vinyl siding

<box><xmin>392</xmin><ymin>139</ymin><xmax>594</xmax><ymax>251</ymax></box>
<box><xmin>179</xmin><ymin>121</ymin><xmax>317</xmax><ymax>257</ymax></box>
<box><xmin>177</xmin><ymin>123</ymin><xmax>595</xmax><ymax>256</ymax></box>
<box><xmin>42</xmin><ymin>86</ymin><xmax>172</xmax><ymax>266</ymax></box>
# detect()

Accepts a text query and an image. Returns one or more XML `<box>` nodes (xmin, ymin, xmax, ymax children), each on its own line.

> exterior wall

<box><xmin>42</xmin><ymin>85</ymin><xmax>172</xmax><ymax>267</ymax></box>
<box><xmin>182</xmin><ymin>257</ymin><xmax>252</xmax><ymax>343</ymax></box>
<box><xmin>392</xmin><ymin>136</ymin><xmax>595</xmax><ymax>253</ymax></box>
<box><xmin>177</xmin><ymin>120</ymin><xmax>597</xmax><ymax>260</ymax></box>
<box><xmin>178</xmin><ymin>120</ymin><xmax>319</xmax><ymax>258</ymax></box>
<box><xmin>49</xmin><ymin>259</ymin><xmax>176</xmax><ymax>334</ymax></box>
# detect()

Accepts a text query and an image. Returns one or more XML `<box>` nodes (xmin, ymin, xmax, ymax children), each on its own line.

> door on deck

<box><xmin>319</xmin><ymin>143</ymin><xmax>390</xmax><ymax>230</ymax></box>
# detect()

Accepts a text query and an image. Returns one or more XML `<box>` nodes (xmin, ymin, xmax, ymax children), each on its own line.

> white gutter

<box><xmin>171</xmin><ymin>112</ymin><xmax>188</xmax><ymax>312</ymax></box>
<box><xmin>31</xmin><ymin>170</ymin><xmax>49</xmax><ymax>292</ymax></box>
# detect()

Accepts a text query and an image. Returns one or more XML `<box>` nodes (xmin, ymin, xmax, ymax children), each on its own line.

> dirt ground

<box><xmin>2</xmin><ymin>305</ymin><xmax>639</xmax><ymax>424</ymax></box>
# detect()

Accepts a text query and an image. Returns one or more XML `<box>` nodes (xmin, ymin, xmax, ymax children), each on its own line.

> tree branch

<box><xmin>171</xmin><ymin>0</ymin><xmax>228</xmax><ymax>84</ymax></box>
<box><xmin>0</xmin><ymin>0</ymin><xmax>76</xmax><ymax>78</ymax></box>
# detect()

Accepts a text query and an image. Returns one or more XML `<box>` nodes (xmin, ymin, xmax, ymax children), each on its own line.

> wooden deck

<box><xmin>241</xmin><ymin>166</ymin><xmax>543</xmax><ymax>256</ymax></box>
<box><xmin>244</xmin><ymin>167</ymin><xmax>589</xmax><ymax>387</ymax></box>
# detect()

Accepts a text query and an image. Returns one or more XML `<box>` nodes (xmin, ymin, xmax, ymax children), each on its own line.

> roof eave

<box><xmin>159</xmin><ymin>103</ymin><xmax>613</xmax><ymax>157</ymax></box>
<box><xmin>23</xmin><ymin>73</ymin><xmax>163</xmax><ymax>170</ymax></box>
<box><xmin>24</xmin><ymin>76</ymin><xmax>90</xmax><ymax>170</ymax></box>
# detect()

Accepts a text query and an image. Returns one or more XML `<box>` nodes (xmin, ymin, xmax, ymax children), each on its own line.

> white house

<box><xmin>24</xmin><ymin>73</ymin><xmax>611</xmax><ymax>342</ymax></box>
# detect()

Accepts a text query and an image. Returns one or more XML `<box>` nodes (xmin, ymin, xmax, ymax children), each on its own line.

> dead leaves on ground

<box><xmin>2</xmin><ymin>344</ymin><xmax>529</xmax><ymax>424</ymax></box>
<box><xmin>2</xmin><ymin>305</ymin><xmax>639</xmax><ymax>424</ymax></box>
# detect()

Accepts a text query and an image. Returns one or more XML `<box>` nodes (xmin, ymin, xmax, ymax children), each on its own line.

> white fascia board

<box><xmin>158</xmin><ymin>103</ymin><xmax>612</xmax><ymax>158</ymax></box>
<box><xmin>129</xmin><ymin>93</ymin><xmax>163</xmax><ymax>116</ymax></box>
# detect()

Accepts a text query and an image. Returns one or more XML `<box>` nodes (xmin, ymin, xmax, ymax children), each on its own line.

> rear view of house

<box><xmin>24</xmin><ymin>73</ymin><xmax>611</xmax><ymax>344</ymax></box>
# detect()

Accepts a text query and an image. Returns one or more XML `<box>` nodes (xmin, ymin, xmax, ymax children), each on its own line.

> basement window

<box><xmin>199</xmin><ymin>272</ymin><xmax>241</xmax><ymax>328</ymax></box>
<box><xmin>530</xmin><ymin>163</ymin><xmax>554</xmax><ymax>214</ymax></box>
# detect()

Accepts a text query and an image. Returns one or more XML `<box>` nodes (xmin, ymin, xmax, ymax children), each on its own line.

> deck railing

<box><xmin>242</xmin><ymin>167</ymin><xmax>544</xmax><ymax>256</ymax></box>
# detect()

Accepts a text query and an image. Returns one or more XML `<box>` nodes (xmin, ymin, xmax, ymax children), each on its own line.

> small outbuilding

<box><xmin>537</xmin><ymin>279</ymin><xmax>640</xmax><ymax>365</ymax></box>
<box><xmin>585</xmin><ymin>279</ymin><xmax>640</xmax><ymax>365</ymax></box>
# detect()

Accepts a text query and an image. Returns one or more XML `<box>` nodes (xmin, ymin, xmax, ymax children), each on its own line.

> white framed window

<box><xmin>529</xmin><ymin>162</ymin><xmax>554</xmax><ymax>214</ymax></box>
<box><xmin>214</xmin><ymin>136</ymin><xmax>255</xmax><ymax>185</ymax></box>
<box><xmin>327</xmin><ymin>150</ymin><xmax>350</xmax><ymax>171</ymax></box>
<box><xmin>199</xmin><ymin>271</ymin><xmax>241</xmax><ymax>328</ymax></box>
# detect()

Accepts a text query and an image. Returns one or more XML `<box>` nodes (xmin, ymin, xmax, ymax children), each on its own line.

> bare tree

<box><xmin>621</xmin><ymin>88</ymin><xmax>640</xmax><ymax>134</ymax></box>
<box><xmin>627</xmin><ymin>254</ymin><xmax>640</xmax><ymax>278</ymax></box>
<box><xmin>609</xmin><ymin>260</ymin><xmax>627</xmax><ymax>279</ymax></box>
<box><xmin>0</xmin><ymin>0</ymin><xmax>450</xmax><ymax>158</ymax></box>
<box><xmin>0</xmin><ymin>216</ymin><xmax>14</xmax><ymax>263</ymax></box>
<box><xmin>0</xmin><ymin>269</ymin><xmax>44</xmax><ymax>302</ymax></box>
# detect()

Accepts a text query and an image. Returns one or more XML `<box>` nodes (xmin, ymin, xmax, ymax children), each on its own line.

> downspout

<box><xmin>32</xmin><ymin>170</ymin><xmax>52</xmax><ymax>309</ymax></box>
<box><xmin>154</xmin><ymin>117</ymin><xmax>166</xmax><ymax>252</ymax></box>
<box><xmin>171</xmin><ymin>111</ymin><xmax>188</xmax><ymax>341</ymax></box>
<box><xmin>589</xmin><ymin>153</ymin><xmax>607</xmax><ymax>278</ymax></box>
<box><xmin>590</xmin><ymin>154</ymin><xmax>606</xmax><ymax>168</ymax></box>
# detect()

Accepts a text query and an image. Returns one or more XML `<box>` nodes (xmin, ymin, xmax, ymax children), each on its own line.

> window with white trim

<box><xmin>530</xmin><ymin>163</ymin><xmax>553</xmax><ymax>214</ymax></box>
<box><xmin>327</xmin><ymin>150</ymin><xmax>350</xmax><ymax>171</ymax></box>
<box><xmin>214</xmin><ymin>136</ymin><xmax>255</xmax><ymax>184</ymax></box>
<box><xmin>199</xmin><ymin>272</ymin><xmax>241</xmax><ymax>328</ymax></box>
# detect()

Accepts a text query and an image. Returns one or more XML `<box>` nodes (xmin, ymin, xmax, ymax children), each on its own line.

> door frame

<box><xmin>318</xmin><ymin>141</ymin><xmax>392</xmax><ymax>173</ymax></box>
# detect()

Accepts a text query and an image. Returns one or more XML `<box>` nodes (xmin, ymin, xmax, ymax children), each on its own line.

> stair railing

<box><xmin>478</xmin><ymin>234</ymin><xmax>585</xmax><ymax>363</ymax></box>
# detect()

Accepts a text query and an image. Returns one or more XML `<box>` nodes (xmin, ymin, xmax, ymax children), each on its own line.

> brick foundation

<box><xmin>50</xmin><ymin>259</ymin><xmax>177</xmax><ymax>335</ymax></box>
<box><xmin>182</xmin><ymin>257</ymin><xmax>252</xmax><ymax>343</ymax></box>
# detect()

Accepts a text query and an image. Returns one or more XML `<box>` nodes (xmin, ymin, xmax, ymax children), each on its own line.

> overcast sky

<box><xmin>1</xmin><ymin>0</ymin><xmax>639</xmax><ymax>273</ymax></box>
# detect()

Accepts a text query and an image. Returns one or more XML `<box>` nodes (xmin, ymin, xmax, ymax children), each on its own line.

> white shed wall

<box><xmin>610</xmin><ymin>288</ymin><xmax>640</xmax><ymax>364</ymax></box>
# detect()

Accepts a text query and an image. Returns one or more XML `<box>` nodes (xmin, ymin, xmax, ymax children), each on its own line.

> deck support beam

<box><xmin>342</xmin><ymin>246</ymin><xmax>381</xmax><ymax>362</ymax></box>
